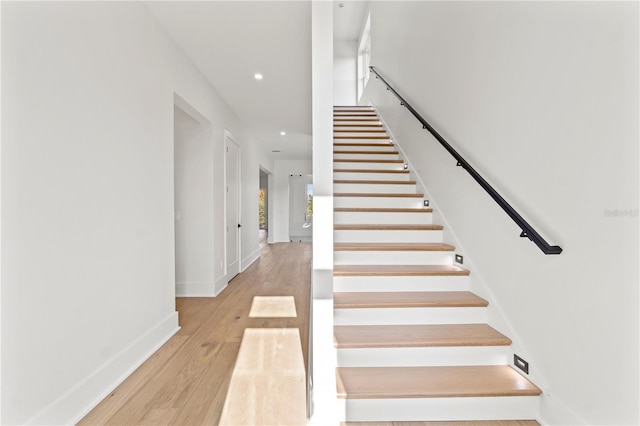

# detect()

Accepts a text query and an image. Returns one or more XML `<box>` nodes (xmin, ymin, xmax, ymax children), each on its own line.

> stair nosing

<box><xmin>334</xmin><ymin>242</ymin><xmax>453</xmax><ymax>251</ymax></box>
<box><xmin>333</xmin><ymin>324</ymin><xmax>512</xmax><ymax>348</ymax></box>
<box><xmin>334</xmin><ymin>193</ymin><xmax>423</xmax><ymax>198</ymax></box>
<box><xmin>334</xmin><ymin>159</ymin><xmax>403</xmax><ymax>164</ymax></box>
<box><xmin>334</xmin><ymin>207</ymin><xmax>432</xmax><ymax>213</ymax></box>
<box><xmin>334</xmin><ymin>180</ymin><xmax>416</xmax><ymax>185</ymax></box>
<box><xmin>336</xmin><ymin>366</ymin><xmax>542</xmax><ymax>399</ymax></box>
<box><xmin>334</xmin><ymin>169</ymin><xmax>409</xmax><ymax>174</ymax></box>
<box><xmin>334</xmin><ymin>224</ymin><xmax>443</xmax><ymax>231</ymax></box>
<box><xmin>334</xmin><ymin>151</ymin><xmax>398</xmax><ymax>155</ymax></box>
<box><xmin>333</xmin><ymin>264</ymin><xmax>470</xmax><ymax>277</ymax></box>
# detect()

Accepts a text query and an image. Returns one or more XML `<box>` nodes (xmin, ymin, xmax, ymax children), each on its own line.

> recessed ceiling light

<box><xmin>280</xmin><ymin>131</ymin><xmax>286</xmax><ymax>136</ymax></box>
<box><xmin>254</xmin><ymin>73</ymin><xmax>263</xmax><ymax>80</ymax></box>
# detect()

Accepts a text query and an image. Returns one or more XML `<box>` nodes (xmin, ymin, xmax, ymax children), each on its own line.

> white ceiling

<box><xmin>146</xmin><ymin>1</ymin><xmax>368</xmax><ymax>162</ymax></box>
<box><xmin>334</xmin><ymin>1</ymin><xmax>369</xmax><ymax>42</ymax></box>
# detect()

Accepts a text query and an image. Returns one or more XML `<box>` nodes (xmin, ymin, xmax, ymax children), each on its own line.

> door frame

<box><xmin>224</xmin><ymin>130</ymin><xmax>241</xmax><ymax>282</ymax></box>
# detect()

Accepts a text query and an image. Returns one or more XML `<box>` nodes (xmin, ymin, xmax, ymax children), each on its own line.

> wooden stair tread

<box><xmin>333</xmin><ymin>264</ymin><xmax>470</xmax><ymax>277</ymax></box>
<box><xmin>333</xmin><ymin>142</ymin><xmax>394</xmax><ymax>146</ymax></box>
<box><xmin>341</xmin><ymin>422</ymin><xmax>540</xmax><ymax>426</ymax></box>
<box><xmin>334</xmin><ymin>242</ymin><xmax>453</xmax><ymax>251</ymax></box>
<box><xmin>334</xmin><ymin>144</ymin><xmax>393</xmax><ymax>147</ymax></box>
<box><xmin>334</xmin><ymin>123</ymin><xmax>383</xmax><ymax>127</ymax></box>
<box><xmin>334</xmin><ymin>169</ymin><xmax>409</xmax><ymax>174</ymax></box>
<box><xmin>333</xmin><ymin>291</ymin><xmax>485</xmax><ymax>308</ymax></box>
<box><xmin>334</xmin><ymin>136</ymin><xmax>391</xmax><ymax>139</ymax></box>
<box><xmin>334</xmin><ymin>129</ymin><xmax>388</xmax><ymax>133</ymax></box>
<box><xmin>336</xmin><ymin>366</ymin><xmax>542</xmax><ymax>399</ymax></box>
<box><xmin>334</xmin><ymin>159</ymin><xmax>403</xmax><ymax>163</ymax></box>
<box><xmin>334</xmin><ymin>193</ymin><xmax>423</xmax><ymax>198</ymax></box>
<box><xmin>334</xmin><ymin>150</ymin><xmax>398</xmax><ymax>155</ymax></box>
<box><xmin>334</xmin><ymin>180</ymin><xmax>416</xmax><ymax>185</ymax></box>
<box><xmin>334</xmin><ymin>118</ymin><xmax>381</xmax><ymax>122</ymax></box>
<box><xmin>335</xmin><ymin>224</ymin><xmax>443</xmax><ymax>231</ymax></box>
<box><xmin>334</xmin><ymin>207</ymin><xmax>432</xmax><ymax>213</ymax></box>
<box><xmin>334</xmin><ymin>324</ymin><xmax>512</xmax><ymax>348</ymax></box>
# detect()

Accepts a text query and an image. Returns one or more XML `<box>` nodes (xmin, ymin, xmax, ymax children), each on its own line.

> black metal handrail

<box><xmin>369</xmin><ymin>66</ymin><xmax>562</xmax><ymax>255</ymax></box>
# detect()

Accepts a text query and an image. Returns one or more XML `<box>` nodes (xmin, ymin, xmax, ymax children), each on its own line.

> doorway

<box><xmin>289</xmin><ymin>174</ymin><xmax>313</xmax><ymax>242</ymax></box>
<box><xmin>225</xmin><ymin>132</ymin><xmax>241</xmax><ymax>282</ymax></box>
<box><xmin>259</xmin><ymin>168</ymin><xmax>269</xmax><ymax>248</ymax></box>
<box><xmin>173</xmin><ymin>101</ymin><xmax>215</xmax><ymax>297</ymax></box>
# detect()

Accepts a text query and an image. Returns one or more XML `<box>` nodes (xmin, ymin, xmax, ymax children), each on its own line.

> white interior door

<box><xmin>225</xmin><ymin>136</ymin><xmax>241</xmax><ymax>281</ymax></box>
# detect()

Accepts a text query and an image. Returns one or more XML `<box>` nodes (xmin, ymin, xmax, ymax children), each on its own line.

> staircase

<box><xmin>332</xmin><ymin>106</ymin><xmax>542</xmax><ymax>423</ymax></box>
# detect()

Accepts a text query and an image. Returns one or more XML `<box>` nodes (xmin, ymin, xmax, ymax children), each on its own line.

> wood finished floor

<box><xmin>79</xmin><ymin>242</ymin><xmax>311</xmax><ymax>426</ymax></box>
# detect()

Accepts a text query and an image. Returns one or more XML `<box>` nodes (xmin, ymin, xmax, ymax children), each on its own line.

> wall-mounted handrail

<box><xmin>369</xmin><ymin>66</ymin><xmax>562</xmax><ymax>255</ymax></box>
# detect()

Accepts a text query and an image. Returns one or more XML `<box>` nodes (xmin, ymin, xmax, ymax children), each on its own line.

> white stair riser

<box><xmin>334</xmin><ymin>144</ymin><xmax>394</xmax><ymax>152</ymax></box>
<box><xmin>334</xmin><ymin>229</ymin><xmax>443</xmax><ymax>243</ymax></box>
<box><xmin>339</xmin><ymin>396</ymin><xmax>540</xmax><ymax>422</ymax></box>
<box><xmin>334</xmin><ymin>251</ymin><xmax>452</xmax><ymax>265</ymax></box>
<box><xmin>333</xmin><ymin>112</ymin><xmax>376</xmax><ymax>116</ymax></box>
<box><xmin>333</xmin><ymin>121</ymin><xmax>382</xmax><ymax>126</ymax></box>
<box><xmin>333</xmin><ymin>275</ymin><xmax>470</xmax><ymax>292</ymax></box>
<box><xmin>334</xmin><ymin>162</ymin><xmax>405</xmax><ymax>171</ymax></box>
<box><xmin>334</xmin><ymin>211</ymin><xmax>432</xmax><ymax>225</ymax></box>
<box><xmin>334</xmin><ymin>133</ymin><xmax>389</xmax><ymax>139</ymax></box>
<box><xmin>334</xmin><ymin>307</ymin><xmax>487</xmax><ymax>325</ymax></box>
<box><xmin>333</xmin><ymin>172</ymin><xmax>411</xmax><ymax>181</ymax></box>
<box><xmin>334</xmin><ymin>153</ymin><xmax>400</xmax><ymax>161</ymax></box>
<box><xmin>334</xmin><ymin>183</ymin><xmax>416</xmax><ymax>194</ymax></box>
<box><xmin>334</xmin><ymin>197</ymin><xmax>423</xmax><ymax>209</ymax></box>
<box><xmin>336</xmin><ymin>346</ymin><xmax>510</xmax><ymax>367</ymax></box>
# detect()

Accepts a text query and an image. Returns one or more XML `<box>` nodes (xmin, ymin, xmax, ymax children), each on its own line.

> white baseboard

<box><xmin>538</xmin><ymin>393</ymin><xmax>587</xmax><ymax>425</ymax></box>
<box><xmin>177</xmin><ymin>277</ymin><xmax>228</xmax><ymax>297</ymax></box>
<box><xmin>28</xmin><ymin>312</ymin><xmax>180</xmax><ymax>425</ymax></box>
<box><xmin>214</xmin><ymin>275</ymin><xmax>228</xmax><ymax>296</ymax></box>
<box><xmin>241</xmin><ymin>248</ymin><xmax>260</xmax><ymax>272</ymax></box>
<box><xmin>176</xmin><ymin>280</ymin><xmax>216</xmax><ymax>297</ymax></box>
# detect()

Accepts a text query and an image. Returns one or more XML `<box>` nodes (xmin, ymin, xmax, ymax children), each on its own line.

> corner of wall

<box><xmin>36</xmin><ymin>313</ymin><xmax>179</xmax><ymax>426</ymax></box>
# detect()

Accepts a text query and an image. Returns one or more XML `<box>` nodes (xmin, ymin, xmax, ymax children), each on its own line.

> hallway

<box><xmin>79</xmin><ymin>242</ymin><xmax>312</xmax><ymax>425</ymax></box>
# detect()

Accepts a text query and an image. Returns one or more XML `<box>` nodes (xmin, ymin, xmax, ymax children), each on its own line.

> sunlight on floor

<box><xmin>219</xmin><ymin>328</ymin><xmax>306</xmax><ymax>426</ymax></box>
<box><xmin>249</xmin><ymin>296</ymin><xmax>297</xmax><ymax>318</ymax></box>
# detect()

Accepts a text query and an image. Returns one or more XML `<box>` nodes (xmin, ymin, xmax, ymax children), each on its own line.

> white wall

<box><xmin>360</xmin><ymin>2</ymin><xmax>638</xmax><ymax>425</ymax></box>
<box><xmin>272</xmin><ymin>160</ymin><xmax>313</xmax><ymax>242</ymax></box>
<box><xmin>239</xmin><ymin>134</ymin><xmax>273</xmax><ymax>271</ymax></box>
<box><xmin>1</xmin><ymin>2</ymin><xmax>268</xmax><ymax>423</ymax></box>
<box><xmin>309</xmin><ymin>1</ymin><xmax>336</xmax><ymax>423</ymax></box>
<box><xmin>174</xmin><ymin>105</ymin><xmax>215</xmax><ymax>296</ymax></box>
<box><xmin>334</xmin><ymin>40</ymin><xmax>357</xmax><ymax>106</ymax></box>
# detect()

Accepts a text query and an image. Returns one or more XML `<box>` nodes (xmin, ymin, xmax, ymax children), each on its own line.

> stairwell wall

<box><xmin>360</xmin><ymin>2</ymin><xmax>638</xmax><ymax>424</ymax></box>
<box><xmin>1</xmin><ymin>2</ymin><xmax>269</xmax><ymax>423</ymax></box>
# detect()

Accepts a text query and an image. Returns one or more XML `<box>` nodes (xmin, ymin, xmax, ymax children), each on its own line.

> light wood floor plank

<box><xmin>219</xmin><ymin>328</ymin><xmax>306</xmax><ymax>425</ymax></box>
